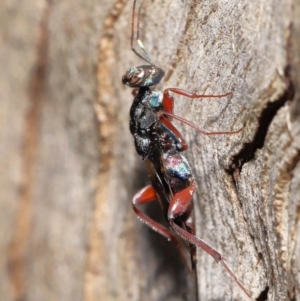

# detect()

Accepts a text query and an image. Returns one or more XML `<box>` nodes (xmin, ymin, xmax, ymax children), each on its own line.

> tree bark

<box><xmin>0</xmin><ymin>0</ymin><xmax>299</xmax><ymax>301</ymax></box>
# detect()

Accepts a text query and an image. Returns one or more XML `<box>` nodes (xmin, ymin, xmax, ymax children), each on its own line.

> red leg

<box><xmin>160</xmin><ymin>116</ymin><xmax>188</xmax><ymax>151</ymax></box>
<box><xmin>168</xmin><ymin>184</ymin><xmax>196</xmax><ymax>221</ymax></box>
<box><xmin>161</xmin><ymin>111</ymin><xmax>243</xmax><ymax>136</ymax></box>
<box><xmin>167</xmin><ymin>184</ymin><xmax>252</xmax><ymax>299</ymax></box>
<box><xmin>161</xmin><ymin>88</ymin><xmax>242</xmax><ymax>135</ymax></box>
<box><xmin>132</xmin><ymin>185</ymin><xmax>192</xmax><ymax>273</ymax></box>
<box><xmin>162</xmin><ymin>87</ymin><xmax>232</xmax><ymax>115</ymax></box>
<box><xmin>162</xmin><ymin>89</ymin><xmax>174</xmax><ymax>115</ymax></box>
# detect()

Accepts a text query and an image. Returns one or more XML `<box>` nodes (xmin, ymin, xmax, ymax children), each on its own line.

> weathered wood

<box><xmin>0</xmin><ymin>0</ymin><xmax>299</xmax><ymax>301</ymax></box>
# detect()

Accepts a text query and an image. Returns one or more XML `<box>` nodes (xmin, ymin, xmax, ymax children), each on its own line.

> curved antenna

<box><xmin>131</xmin><ymin>0</ymin><xmax>154</xmax><ymax>65</ymax></box>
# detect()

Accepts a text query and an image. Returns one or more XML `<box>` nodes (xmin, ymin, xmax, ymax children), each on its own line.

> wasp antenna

<box><xmin>131</xmin><ymin>0</ymin><xmax>154</xmax><ymax>65</ymax></box>
<box><xmin>137</xmin><ymin>40</ymin><xmax>153</xmax><ymax>64</ymax></box>
<box><xmin>136</xmin><ymin>0</ymin><xmax>153</xmax><ymax>63</ymax></box>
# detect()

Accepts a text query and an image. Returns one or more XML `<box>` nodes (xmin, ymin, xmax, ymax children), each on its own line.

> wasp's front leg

<box><xmin>162</xmin><ymin>87</ymin><xmax>231</xmax><ymax>115</ymax></box>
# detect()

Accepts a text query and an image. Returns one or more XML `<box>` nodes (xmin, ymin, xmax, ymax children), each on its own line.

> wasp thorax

<box><xmin>122</xmin><ymin>65</ymin><xmax>165</xmax><ymax>88</ymax></box>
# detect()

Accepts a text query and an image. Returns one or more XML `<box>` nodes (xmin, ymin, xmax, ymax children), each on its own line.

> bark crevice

<box><xmin>228</xmin><ymin>71</ymin><xmax>295</xmax><ymax>174</ymax></box>
<box><xmin>256</xmin><ymin>286</ymin><xmax>269</xmax><ymax>301</ymax></box>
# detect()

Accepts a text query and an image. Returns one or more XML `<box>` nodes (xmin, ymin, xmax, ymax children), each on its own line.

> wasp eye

<box><xmin>122</xmin><ymin>67</ymin><xmax>145</xmax><ymax>86</ymax></box>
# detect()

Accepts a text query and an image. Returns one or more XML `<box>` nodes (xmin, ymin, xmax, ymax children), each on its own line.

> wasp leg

<box><xmin>162</xmin><ymin>87</ymin><xmax>231</xmax><ymax>115</ymax></box>
<box><xmin>168</xmin><ymin>184</ymin><xmax>252</xmax><ymax>299</ymax></box>
<box><xmin>168</xmin><ymin>183</ymin><xmax>223</xmax><ymax>262</ymax></box>
<box><xmin>133</xmin><ymin>185</ymin><xmax>192</xmax><ymax>273</ymax></box>
<box><xmin>159</xmin><ymin>116</ymin><xmax>188</xmax><ymax>151</ymax></box>
<box><xmin>161</xmin><ymin>88</ymin><xmax>243</xmax><ymax>135</ymax></box>
<box><xmin>163</xmin><ymin>87</ymin><xmax>232</xmax><ymax>115</ymax></box>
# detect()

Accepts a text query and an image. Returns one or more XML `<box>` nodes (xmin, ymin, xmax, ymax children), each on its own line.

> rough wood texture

<box><xmin>0</xmin><ymin>0</ymin><xmax>299</xmax><ymax>301</ymax></box>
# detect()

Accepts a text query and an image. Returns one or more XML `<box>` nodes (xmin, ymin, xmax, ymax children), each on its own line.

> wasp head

<box><xmin>122</xmin><ymin>65</ymin><xmax>165</xmax><ymax>88</ymax></box>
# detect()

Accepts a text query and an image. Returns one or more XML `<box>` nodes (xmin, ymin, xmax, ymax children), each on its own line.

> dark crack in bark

<box><xmin>256</xmin><ymin>286</ymin><xmax>269</xmax><ymax>301</ymax></box>
<box><xmin>227</xmin><ymin>69</ymin><xmax>295</xmax><ymax>175</ymax></box>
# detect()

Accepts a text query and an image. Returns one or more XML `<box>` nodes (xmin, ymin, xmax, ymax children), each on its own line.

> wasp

<box><xmin>122</xmin><ymin>0</ymin><xmax>252</xmax><ymax>299</ymax></box>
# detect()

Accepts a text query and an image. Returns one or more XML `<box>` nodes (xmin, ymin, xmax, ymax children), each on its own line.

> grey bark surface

<box><xmin>0</xmin><ymin>0</ymin><xmax>299</xmax><ymax>301</ymax></box>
